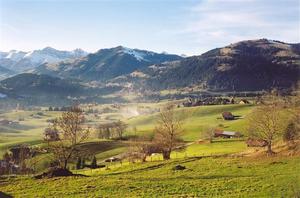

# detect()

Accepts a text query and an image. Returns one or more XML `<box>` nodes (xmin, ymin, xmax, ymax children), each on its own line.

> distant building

<box><xmin>214</xmin><ymin>130</ymin><xmax>242</xmax><ymax>138</ymax></box>
<box><xmin>0</xmin><ymin>119</ymin><xmax>10</xmax><ymax>125</ymax></box>
<box><xmin>239</xmin><ymin>99</ymin><xmax>250</xmax><ymax>104</ymax></box>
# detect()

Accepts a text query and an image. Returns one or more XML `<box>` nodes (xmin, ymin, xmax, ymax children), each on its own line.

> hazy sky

<box><xmin>0</xmin><ymin>0</ymin><xmax>299</xmax><ymax>55</ymax></box>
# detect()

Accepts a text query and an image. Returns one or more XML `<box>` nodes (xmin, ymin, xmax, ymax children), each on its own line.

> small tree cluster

<box><xmin>76</xmin><ymin>157</ymin><xmax>86</xmax><ymax>169</ymax></box>
<box><xmin>97</xmin><ymin>121</ymin><xmax>127</xmax><ymax>140</ymax></box>
<box><xmin>90</xmin><ymin>156</ymin><xmax>98</xmax><ymax>169</ymax></box>
<box><xmin>1</xmin><ymin>145</ymin><xmax>34</xmax><ymax>175</ymax></box>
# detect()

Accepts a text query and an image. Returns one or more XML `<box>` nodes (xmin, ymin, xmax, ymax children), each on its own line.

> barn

<box><xmin>214</xmin><ymin>130</ymin><xmax>242</xmax><ymax>138</ymax></box>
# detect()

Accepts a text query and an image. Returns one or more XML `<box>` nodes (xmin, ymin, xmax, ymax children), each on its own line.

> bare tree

<box><xmin>47</xmin><ymin>105</ymin><xmax>90</xmax><ymax>169</ymax></box>
<box><xmin>201</xmin><ymin>126</ymin><xmax>216</xmax><ymax>143</ymax></box>
<box><xmin>247</xmin><ymin>92</ymin><xmax>287</xmax><ymax>155</ymax></box>
<box><xmin>153</xmin><ymin>104</ymin><xmax>184</xmax><ymax>160</ymax></box>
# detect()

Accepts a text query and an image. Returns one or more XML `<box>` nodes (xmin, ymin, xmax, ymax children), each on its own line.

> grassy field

<box><xmin>1</xmin><ymin>103</ymin><xmax>299</xmax><ymax>197</ymax></box>
<box><xmin>1</xmin><ymin>155</ymin><xmax>299</xmax><ymax>197</ymax></box>
<box><xmin>128</xmin><ymin>104</ymin><xmax>254</xmax><ymax>141</ymax></box>
<box><xmin>0</xmin><ymin>110</ymin><xmax>61</xmax><ymax>156</ymax></box>
<box><xmin>0</xmin><ymin>103</ymin><xmax>254</xmax><ymax>156</ymax></box>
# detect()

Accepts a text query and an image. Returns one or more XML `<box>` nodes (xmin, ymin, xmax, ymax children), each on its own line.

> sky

<box><xmin>0</xmin><ymin>0</ymin><xmax>299</xmax><ymax>55</ymax></box>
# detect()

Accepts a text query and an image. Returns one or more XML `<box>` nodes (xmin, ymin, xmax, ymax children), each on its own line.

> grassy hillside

<box><xmin>127</xmin><ymin>104</ymin><xmax>254</xmax><ymax>141</ymax></box>
<box><xmin>0</xmin><ymin>110</ymin><xmax>61</xmax><ymax>156</ymax></box>
<box><xmin>1</xmin><ymin>155</ymin><xmax>299</xmax><ymax>197</ymax></box>
<box><xmin>1</xmin><ymin>103</ymin><xmax>299</xmax><ymax>197</ymax></box>
<box><xmin>0</xmin><ymin>103</ymin><xmax>254</xmax><ymax>159</ymax></box>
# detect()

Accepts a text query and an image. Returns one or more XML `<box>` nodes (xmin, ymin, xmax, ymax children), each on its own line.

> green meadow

<box><xmin>1</xmin><ymin>103</ymin><xmax>299</xmax><ymax>197</ymax></box>
<box><xmin>1</xmin><ymin>155</ymin><xmax>299</xmax><ymax>197</ymax></box>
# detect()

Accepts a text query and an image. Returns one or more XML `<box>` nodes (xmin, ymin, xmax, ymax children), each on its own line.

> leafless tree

<box><xmin>201</xmin><ymin>126</ymin><xmax>216</xmax><ymax>143</ymax></box>
<box><xmin>247</xmin><ymin>91</ymin><xmax>287</xmax><ymax>155</ymax></box>
<box><xmin>47</xmin><ymin>105</ymin><xmax>90</xmax><ymax>169</ymax></box>
<box><xmin>153</xmin><ymin>104</ymin><xmax>184</xmax><ymax>160</ymax></box>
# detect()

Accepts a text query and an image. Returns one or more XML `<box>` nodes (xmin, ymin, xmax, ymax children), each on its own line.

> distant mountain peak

<box><xmin>0</xmin><ymin>47</ymin><xmax>88</xmax><ymax>72</ymax></box>
<box><xmin>42</xmin><ymin>46</ymin><xmax>56</xmax><ymax>51</ymax></box>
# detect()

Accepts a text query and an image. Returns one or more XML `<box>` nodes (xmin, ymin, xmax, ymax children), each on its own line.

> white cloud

<box><xmin>179</xmin><ymin>0</ymin><xmax>300</xmax><ymax>54</ymax></box>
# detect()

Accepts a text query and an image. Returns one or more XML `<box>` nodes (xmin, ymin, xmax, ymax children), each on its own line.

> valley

<box><xmin>0</xmin><ymin>39</ymin><xmax>299</xmax><ymax>197</ymax></box>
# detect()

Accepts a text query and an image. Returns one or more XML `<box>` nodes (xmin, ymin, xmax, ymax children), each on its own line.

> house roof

<box><xmin>222</xmin><ymin>131</ymin><xmax>237</xmax><ymax>136</ymax></box>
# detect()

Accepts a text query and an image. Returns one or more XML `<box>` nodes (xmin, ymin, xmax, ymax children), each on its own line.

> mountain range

<box><xmin>33</xmin><ymin>46</ymin><xmax>182</xmax><ymax>81</ymax></box>
<box><xmin>0</xmin><ymin>39</ymin><xmax>299</xmax><ymax>105</ymax></box>
<box><xmin>0</xmin><ymin>47</ymin><xmax>88</xmax><ymax>75</ymax></box>
<box><xmin>112</xmin><ymin>39</ymin><xmax>300</xmax><ymax>92</ymax></box>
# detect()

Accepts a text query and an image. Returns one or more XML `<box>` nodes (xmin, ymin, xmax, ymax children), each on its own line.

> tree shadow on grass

<box><xmin>177</xmin><ymin>174</ymin><xmax>254</xmax><ymax>180</ymax></box>
<box><xmin>233</xmin><ymin>115</ymin><xmax>243</xmax><ymax>120</ymax></box>
<box><xmin>0</xmin><ymin>192</ymin><xmax>13</xmax><ymax>198</ymax></box>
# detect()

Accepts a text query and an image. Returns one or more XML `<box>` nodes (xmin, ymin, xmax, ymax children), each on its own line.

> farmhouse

<box><xmin>239</xmin><ymin>99</ymin><xmax>250</xmax><ymax>104</ymax></box>
<box><xmin>214</xmin><ymin>130</ymin><xmax>242</xmax><ymax>138</ymax></box>
<box><xmin>0</xmin><ymin>119</ymin><xmax>19</xmax><ymax>125</ymax></box>
<box><xmin>0</xmin><ymin>119</ymin><xmax>10</xmax><ymax>125</ymax></box>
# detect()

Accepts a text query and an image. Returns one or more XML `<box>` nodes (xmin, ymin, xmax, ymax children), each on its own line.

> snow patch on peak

<box><xmin>6</xmin><ymin>50</ymin><xmax>26</xmax><ymax>61</ymax></box>
<box><xmin>121</xmin><ymin>47</ymin><xmax>148</xmax><ymax>62</ymax></box>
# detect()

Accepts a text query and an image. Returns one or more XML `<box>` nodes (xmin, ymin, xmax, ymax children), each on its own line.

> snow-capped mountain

<box><xmin>33</xmin><ymin>46</ymin><xmax>183</xmax><ymax>81</ymax></box>
<box><xmin>0</xmin><ymin>47</ymin><xmax>88</xmax><ymax>72</ymax></box>
<box><xmin>120</xmin><ymin>47</ymin><xmax>154</xmax><ymax>61</ymax></box>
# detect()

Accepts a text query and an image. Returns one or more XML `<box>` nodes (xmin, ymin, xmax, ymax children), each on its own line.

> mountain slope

<box><xmin>0</xmin><ymin>47</ymin><xmax>88</xmax><ymax>72</ymax></box>
<box><xmin>112</xmin><ymin>39</ymin><xmax>300</xmax><ymax>92</ymax></box>
<box><xmin>0</xmin><ymin>73</ymin><xmax>126</xmax><ymax>105</ymax></box>
<box><xmin>34</xmin><ymin>46</ymin><xmax>183</xmax><ymax>81</ymax></box>
<box><xmin>0</xmin><ymin>73</ymin><xmax>83</xmax><ymax>97</ymax></box>
<box><xmin>0</xmin><ymin>66</ymin><xmax>15</xmax><ymax>80</ymax></box>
